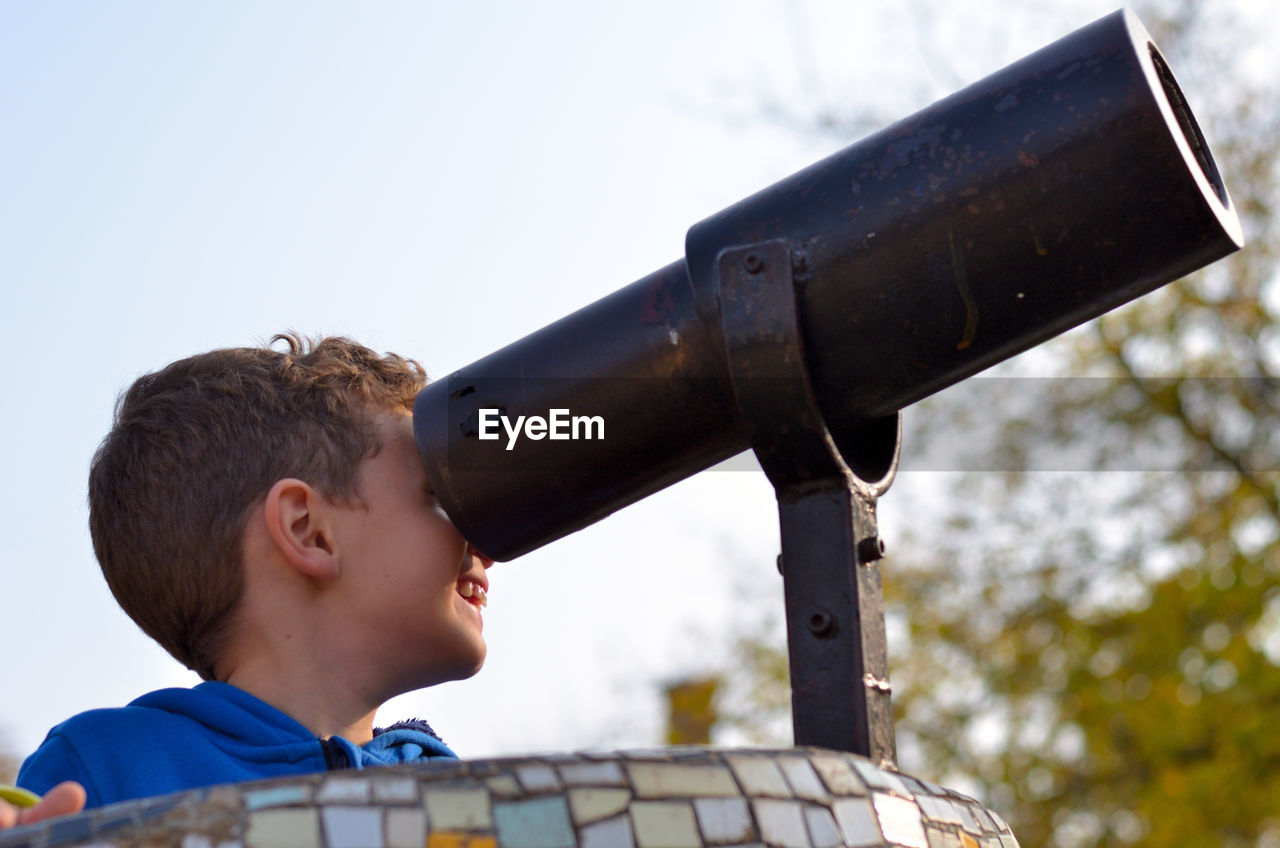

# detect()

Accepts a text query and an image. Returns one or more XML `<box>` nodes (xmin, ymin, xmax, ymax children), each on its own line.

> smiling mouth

<box><xmin>458</xmin><ymin>580</ymin><xmax>488</xmax><ymax>608</ymax></box>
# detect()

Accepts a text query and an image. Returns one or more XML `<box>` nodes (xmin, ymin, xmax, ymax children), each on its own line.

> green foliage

<box><xmin>716</xmin><ymin>1</ymin><xmax>1280</xmax><ymax>844</ymax></box>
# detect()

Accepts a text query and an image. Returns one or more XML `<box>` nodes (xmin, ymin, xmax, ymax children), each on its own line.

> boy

<box><xmin>5</xmin><ymin>334</ymin><xmax>492</xmax><ymax>818</ymax></box>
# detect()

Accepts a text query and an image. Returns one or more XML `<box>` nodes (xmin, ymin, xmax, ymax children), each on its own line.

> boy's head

<box><xmin>89</xmin><ymin>334</ymin><xmax>428</xmax><ymax>681</ymax></box>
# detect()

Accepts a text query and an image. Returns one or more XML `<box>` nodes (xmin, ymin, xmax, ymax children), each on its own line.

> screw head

<box><xmin>808</xmin><ymin>609</ymin><xmax>836</xmax><ymax>638</ymax></box>
<box><xmin>743</xmin><ymin>253</ymin><xmax>764</xmax><ymax>274</ymax></box>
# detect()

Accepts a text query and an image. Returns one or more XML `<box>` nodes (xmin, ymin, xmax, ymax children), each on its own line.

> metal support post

<box><xmin>716</xmin><ymin>241</ymin><xmax>899</xmax><ymax>766</ymax></box>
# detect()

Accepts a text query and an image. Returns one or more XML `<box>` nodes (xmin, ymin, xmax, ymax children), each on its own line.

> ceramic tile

<box><xmin>998</xmin><ymin>835</ymin><xmax>1020</xmax><ymax>848</ymax></box>
<box><xmin>951</xmin><ymin>802</ymin><xmax>981</xmax><ymax>834</ymax></box>
<box><xmin>808</xmin><ymin>755</ymin><xmax>866</xmax><ymax>797</ymax></box>
<box><xmin>317</xmin><ymin>777</ymin><xmax>371</xmax><ymax>804</ymax></box>
<box><xmin>385</xmin><ymin>809</ymin><xmax>427</xmax><ymax>848</ymax></box>
<box><xmin>46</xmin><ymin>815</ymin><xmax>94</xmax><ymax>843</ymax></box>
<box><xmin>245</xmin><ymin>785</ymin><xmax>313</xmax><ymax>810</ymax></box>
<box><xmin>540</xmin><ymin>753</ymin><xmax>581</xmax><ymax>763</ymax></box>
<box><xmin>778</xmin><ymin>758</ymin><xmax>827</xmax><ymax>802</ymax></box>
<box><xmin>802</xmin><ymin>806</ymin><xmax>842</xmax><ymax>848</ymax></box>
<box><xmin>980</xmin><ymin>837</ymin><xmax>1002</xmax><ymax>848</ymax></box>
<box><xmin>581</xmin><ymin>816</ymin><xmax>635</xmax><ymax>848</ymax></box>
<box><xmin>245</xmin><ymin>809</ymin><xmax>321</xmax><ymax>848</ymax></box>
<box><xmin>970</xmin><ymin>807</ymin><xmax>997</xmax><ymax>833</ymax></box>
<box><xmin>938</xmin><ymin>795</ymin><xmax>966</xmax><ymax>822</ymax></box>
<box><xmin>622</xmin><ymin>749</ymin><xmax>678</xmax><ymax>760</ymax></box>
<box><xmin>873</xmin><ymin>794</ymin><xmax>927</xmax><ymax>848</ymax></box>
<box><xmin>426</xmin><ymin>834</ymin><xmax>468</xmax><ymax>848</ymax></box>
<box><xmin>925</xmin><ymin>830</ymin><xmax>963</xmax><ymax>848</ymax></box>
<box><xmin>914</xmin><ymin>795</ymin><xmax>946</xmax><ymax>823</ymax></box>
<box><xmin>752</xmin><ymin>799</ymin><xmax>810</xmax><ymax>848</ymax></box>
<box><xmin>322</xmin><ymin>806</ymin><xmax>383</xmax><ymax>848</ymax></box>
<box><xmin>569</xmin><ymin>788</ymin><xmax>633</xmax><ymax>826</ymax></box>
<box><xmin>831</xmin><ymin>798</ymin><xmax>880</xmax><ymax>847</ymax></box>
<box><xmin>182</xmin><ymin>835</ymin><xmax>215</xmax><ymax>848</ymax></box>
<box><xmin>630</xmin><ymin>801</ymin><xmax>702</xmax><ymax>848</ymax></box>
<box><xmin>897</xmin><ymin>777</ymin><xmax>929</xmax><ymax>796</ymax></box>
<box><xmin>726</xmin><ymin>756</ymin><xmax>791</xmax><ymax>798</ymax></box>
<box><xmin>959</xmin><ymin>833</ymin><xmax>980</xmax><ymax>848</ymax></box>
<box><xmin>493</xmin><ymin>798</ymin><xmax>576</xmax><ymax>848</ymax></box>
<box><xmin>558</xmin><ymin>762</ymin><xmax>627</xmax><ymax>787</ymax></box>
<box><xmin>516</xmin><ymin>765</ymin><xmax>563</xmax><ymax>794</ymax></box>
<box><xmin>486</xmin><ymin>775</ymin><xmax>523</xmax><ymax>797</ymax></box>
<box><xmin>139</xmin><ymin>793</ymin><xmax>186</xmax><ymax>820</ymax></box>
<box><xmin>97</xmin><ymin>807</ymin><xmax>140</xmax><ymax>832</ymax></box>
<box><xmin>693</xmin><ymin>797</ymin><xmax>755</xmax><ymax>844</ymax></box>
<box><xmin>372</xmin><ymin>778</ymin><xmax>419</xmax><ymax>804</ymax></box>
<box><xmin>425</xmin><ymin>788</ymin><xmax>493</xmax><ymax>830</ymax></box>
<box><xmin>849</xmin><ymin>759</ymin><xmax>897</xmax><ymax>793</ymax></box>
<box><xmin>628</xmin><ymin>763</ymin><xmax>740</xmax><ymax>798</ymax></box>
<box><xmin>884</xmin><ymin>774</ymin><xmax>914</xmax><ymax>797</ymax></box>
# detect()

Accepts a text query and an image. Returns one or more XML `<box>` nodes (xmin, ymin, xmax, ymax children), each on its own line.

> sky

<box><xmin>2</xmin><ymin>0</ymin><xmax>1271</xmax><ymax>765</ymax></box>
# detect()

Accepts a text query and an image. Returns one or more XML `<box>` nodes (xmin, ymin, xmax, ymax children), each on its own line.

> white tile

<box><xmin>322</xmin><ymin>806</ymin><xmax>383</xmax><ymax>848</ymax></box>
<box><xmin>581</xmin><ymin>816</ymin><xmax>635</xmax><ymax>848</ymax></box>
<box><xmin>569</xmin><ymin>788</ymin><xmax>633</xmax><ymax>825</ymax></box>
<box><xmin>693</xmin><ymin>797</ymin><xmax>755</xmax><ymax>844</ymax></box>
<box><xmin>631</xmin><ymin>801</ymin><xmax>702</xmax><ymax>848</ymax></box>
<box><xmin>727</xmin><ymin>756</ymin><xmax>791</xmax><ymax>797</ymax></box>
<box><xmin>628</xmin><ymin>763</ymin><xmax>739</xmax><ymax>798</ymax></box>
<box><xmin>752</xmin><ymin>799</ymin><xmax>810</xmax><ymax>848</ymax></box>
<box><xmin>424</xmin><ymin>788</ymin><xmax>492</xmax><ymax>830</ymax></box>
<box><xmin>873</xmin><ymin>794</ymin><xmax>928</xmax><ymax>848</ymax></box>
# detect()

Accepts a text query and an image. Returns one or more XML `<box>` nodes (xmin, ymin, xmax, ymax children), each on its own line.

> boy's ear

<box><xmin>262</xmin><ymin>478</ymin><xmax>341</xmax><ymax>582</ymax></box>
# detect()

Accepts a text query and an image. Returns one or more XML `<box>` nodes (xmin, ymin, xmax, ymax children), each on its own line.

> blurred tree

<box><xmin>714</xmin><ymin>1</ymin><xmax>1280</xmax><ymax>845</ymax></box>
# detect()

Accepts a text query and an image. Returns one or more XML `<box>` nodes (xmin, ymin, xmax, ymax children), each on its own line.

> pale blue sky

<box><xmin>3</xmin><ymin>0</ymin><xmax>1263</xmax><ymax>762</ymax></box>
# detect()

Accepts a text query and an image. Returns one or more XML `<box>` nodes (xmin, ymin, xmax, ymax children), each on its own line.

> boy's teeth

<box><xmin>458</xmin><ymin>582</ymin><xmax>488</xmax><ymax>607</ymax></box>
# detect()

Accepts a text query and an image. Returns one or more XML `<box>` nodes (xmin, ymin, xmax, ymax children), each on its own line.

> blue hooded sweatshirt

<box><xmin>16</xmin><ymin>681</ymin><xmax>456</xmax><ymax>809</ymax></box>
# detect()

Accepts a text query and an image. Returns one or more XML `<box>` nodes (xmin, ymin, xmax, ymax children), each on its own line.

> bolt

<box><xmin>858</xmin><ymin>536</ymin><xmax>886</xmax><ymax>563</ymax></box>
<box><xmin>808</xmin><ymin>609</ymin><xmax>836</xmax><ymax>638</ymax></box>
<box><xmin>744</xmin><ymin>253</ymin><xmax>764</xmax><ymax>274</ymax></box>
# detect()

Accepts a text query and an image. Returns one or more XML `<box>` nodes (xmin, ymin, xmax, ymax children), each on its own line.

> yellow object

<box><xmin>0</xmin><ymin>784</ymin><xmax>39</xmax><ymax>807</ymax></box>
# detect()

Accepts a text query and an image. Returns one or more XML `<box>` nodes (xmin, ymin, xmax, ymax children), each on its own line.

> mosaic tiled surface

<box><xmin>0</xmin><ymin>748</ymin><xmax>1020</xmax><ymax>848</ymax></box>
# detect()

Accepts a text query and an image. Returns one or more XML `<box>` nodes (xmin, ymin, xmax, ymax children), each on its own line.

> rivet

<box><xmin>858</xmin><ymin>537</ymin><xmax>886</xmax><ymax>562</ymax></box>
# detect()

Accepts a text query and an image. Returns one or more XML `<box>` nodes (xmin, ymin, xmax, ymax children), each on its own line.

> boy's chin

<box><xmin>426</xmin><ymin>648</ymin><xmax>487</xmax><ymax>686</ymax></box>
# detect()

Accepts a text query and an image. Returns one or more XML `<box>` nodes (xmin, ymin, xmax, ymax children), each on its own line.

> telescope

<box><xmin>414</xmin><ymin>10</ymin><xmax>1241</xmax><ymax>762</ymax></box>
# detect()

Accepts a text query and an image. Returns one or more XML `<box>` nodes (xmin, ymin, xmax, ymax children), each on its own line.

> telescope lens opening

<box><xmin>1149</xmin><ymin>44</ymin><xmax>1227</xmax><ymax>205</ymax></box>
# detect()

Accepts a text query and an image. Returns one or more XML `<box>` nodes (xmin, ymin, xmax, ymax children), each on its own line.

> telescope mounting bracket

<box><xmin>716</xmin><ymin>240</ymin><xmax>898</xmax><ymax>768</ymax></box>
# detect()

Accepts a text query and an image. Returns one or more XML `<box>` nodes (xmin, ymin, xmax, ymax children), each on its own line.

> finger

<box><xmin>0</xmin><ymin>800</ymin><xmax>17</xmax><ymax>829</ymax></box>
<box><xmin>18</xmin><ymin>782</ymin><xmax>87</xmax><ymax>825</ymax></box>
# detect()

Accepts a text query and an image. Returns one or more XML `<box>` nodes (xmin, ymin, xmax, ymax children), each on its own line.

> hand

<box><xmin>0</xmin><ymin>782</ymin><xmax>86</xmax><ymax>829</ymax></box>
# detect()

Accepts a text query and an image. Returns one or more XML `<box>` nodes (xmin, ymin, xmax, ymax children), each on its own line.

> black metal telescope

<box><xmin>416</xmin><ymin>9</ymin><xmax>1241</xmax><ymax>762</ymax></box>
<box><xmin>416</xmin><ymin>9</ymin><xmax>1240</xmax><ymax>560</ymax></box>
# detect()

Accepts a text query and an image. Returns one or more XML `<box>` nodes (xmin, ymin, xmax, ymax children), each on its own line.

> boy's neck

<box><xmin>222</xmin><ymin>663</ymin><xmax>381</xmax><ymax>746</ymax></box>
